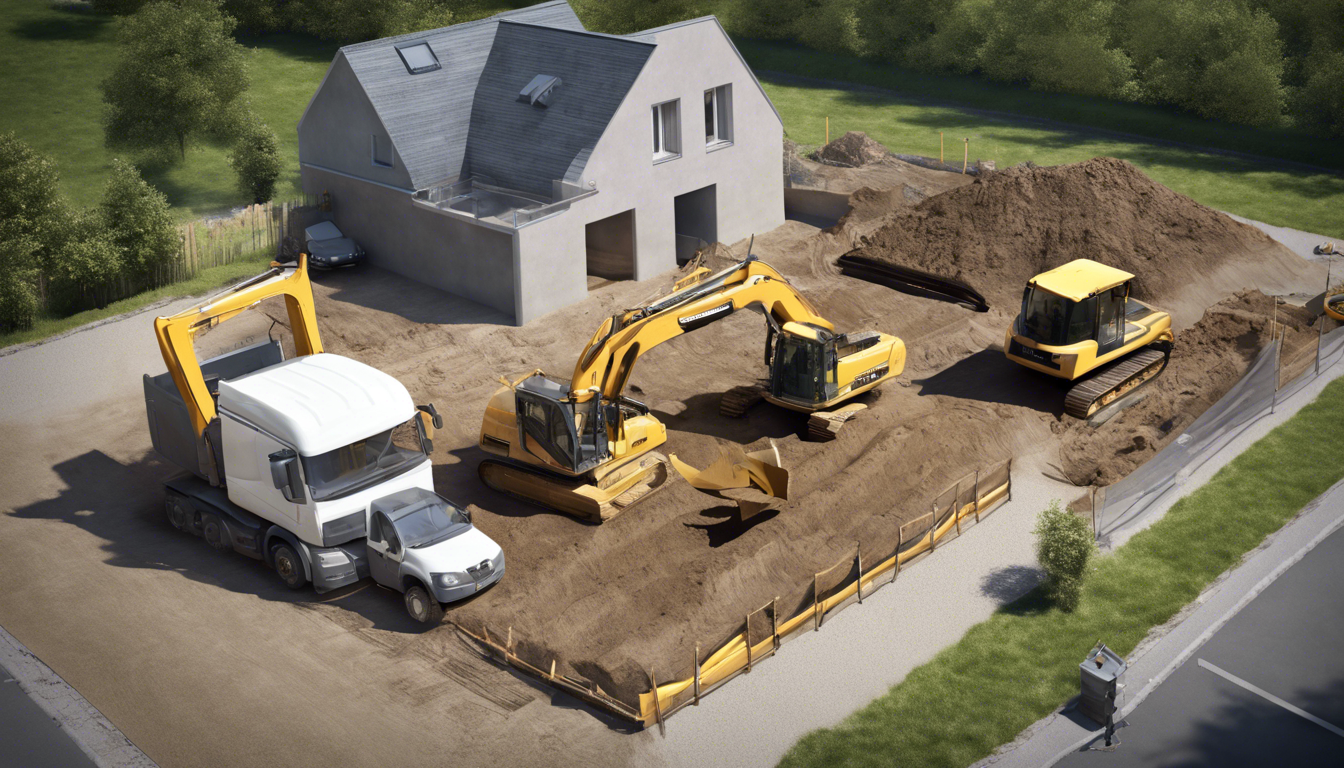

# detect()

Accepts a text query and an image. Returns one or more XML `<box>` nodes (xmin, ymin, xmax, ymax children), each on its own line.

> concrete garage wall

<box><xmin>575</xmin><ymin>19</ymin><xmax>784</xmax><ymax>279</ymax></box>
<box><xmin>298</xmin><ymin>54</ymin><xmax>413</xmax><ymax>191</ymax></box>
<box><xmin>300</xmin><ymin>166</ymin><xmax>518</xmax><ymax>318</ymax></box>
<box><xmin>513</xmin><ymin>211</ymin><xmax>588</xmax><ymax>324</ymax></box>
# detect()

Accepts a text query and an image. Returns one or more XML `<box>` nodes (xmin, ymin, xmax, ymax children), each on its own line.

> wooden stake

<box><xmin>693</xmin><ymin>645</ymin><xmax>701</xmax><ymax>705</ymax></box>
<box><xmin>771</xmin><ymin>598</ymin><xmax>779</xmax><ymax>650</ymax></box>
<box><xmin>650</xmin><ymin>669</ymin><xmax>665</xmax><ymax>736</ymax></box>
<box><xmin>745</xmin><ymin>613</ymin><xmax>753</xmax><ymax>672</ymax></box>
<box><xmin>826</xmin><ymin>116</ymin><xmax>830</xmax><ymax>145</ymax></box>
<box><xmin>973</xmin><ymin>470</ymin><xmax>981</xmax><ymax>523</ymax></box>
<box><xmin>507</xmin><ymin>626</ymin><xmax>513</xmax><ymax>656</ymax></box>
<box><xmin>813</xmin><ymin>573</ymin><xmax>821</xmax><ymax>631</ymax></box>
<box><xmin>940</xmin><ymin>132</ymin><xmax>944</xmax><ymax>164</ymax></box>
<box><xmin>549</xmin><ymin>659</ymin><xmax>556</xmax><ymax>681</ymax></box>
<box><xmin>895</xmin><ymin>526</ymin><xmax>902</xmax><ymax>582</ymax></box>
<box><xmin>929</xmin><ymin>502</ymin><xmax>937</xmax><ymax>552</ymax></box>
<box><xmin>962</xmin><ymin>138</ymin><xmax>969</xmax><ymax>174</ymax></box>
<box><xmin>855</xmin><ymin>541</ymin><xmax>864</xmax><ymax>604</ymax></box>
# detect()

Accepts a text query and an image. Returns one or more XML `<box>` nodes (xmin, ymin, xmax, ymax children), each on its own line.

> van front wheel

<box><xmin>404</xmin><ymin>584</ymin><xmax>443</xmax><ymax>624</ymax></box>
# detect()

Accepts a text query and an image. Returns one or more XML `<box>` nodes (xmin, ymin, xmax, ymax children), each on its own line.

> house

<box><xmin>297</xmin><ymin>1</ymin><xmax>784</xmax><ymax>324</ymax></box>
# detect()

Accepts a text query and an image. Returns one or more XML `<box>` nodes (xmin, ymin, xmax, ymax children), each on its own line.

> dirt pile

<box><xmin>1060</xmin><ymin>290</ymin><xmax>1319</xmax><ymax>485</ymax></box>
<box><xmin>841</xmin><ymin>157</ymin><xmax>1300</xmax><ymax>320</ymax></box>
<box><xmin>815</xmin><ymin>131</ymin><xmax>889</xmax><ymax>167</ymax></box>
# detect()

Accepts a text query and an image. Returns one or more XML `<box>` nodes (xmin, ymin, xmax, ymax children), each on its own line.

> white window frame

<box><xmin>371</xmin><ymin>134</ymin><xmax>393</xmax><ymax>168</ymax></box>
<box><xmin>652</xmin><ymin>99</ymin><xmax>681</xmax><ymax>163</ymax></box>
<box><xmin>705</xmin><ymin>84</ymin><xmax>733</xmax><ymax>147</ymax></box>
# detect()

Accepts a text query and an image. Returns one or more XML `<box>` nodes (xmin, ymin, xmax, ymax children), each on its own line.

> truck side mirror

<box><xmin>417</xmin><ymin>403</ymin><xmax>443</xmax><ymax>431</ymax></box>
<box><xmin>268</xmin><ymin>448</ymin><xmax>303</xmax><ymax>502</ymax></box>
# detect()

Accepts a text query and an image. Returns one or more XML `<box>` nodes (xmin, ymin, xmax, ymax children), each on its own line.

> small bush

<box><xmin>101</xmin><ymin>159</ymin><xmax>178</xmax><ymax>282</ymax></box>
<box><xmin>229</xmin><ymin>117</ymin><xmax>282</xmax><ymax>203</ymax></box>
<box><xmin>1033</xmin><ymin>499</ymin><xmax>1096</xmax><ymax>611</ymax></box>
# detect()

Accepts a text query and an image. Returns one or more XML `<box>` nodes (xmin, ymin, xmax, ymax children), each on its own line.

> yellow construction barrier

<box><xmin>460</xmin><ymin>458</ymin><xmax>1013</xmax><ymax>730</ymax></box>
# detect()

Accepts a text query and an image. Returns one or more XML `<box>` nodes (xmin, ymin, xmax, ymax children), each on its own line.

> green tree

<box><xmin>1033</xmin><ymin>500</ymin><xmax>1096</xmax><ymax>612</ymax></box>
<box><xmin>1294</xmin><ymin>49</ymin><xmax>1344</xmax><ymax>136</ymax></box>
<box><xmin>92</xmin><ymin>0</ymin><xmax>151</xmax><ymax>14</ymax></box>
<box><xmin>975</xmin><ymin>0</ymin><xmax>1136</xmax><ymax>99</ymax></box>
<box><xmin>1126</xmin><ymin>0</ymin><xmax>1287</xmax><ymax>126</ymax></box>
<box><xmin>101</xmin><ymin>0</ymin><xmax>251</xmax><ymax>162</ymax></box>
<box><xmin>229</xmin><ymin>117</ymin><xmax>283</xmax><ymax>203</ymax></box>
<box><xmin>44</xmin><ymin>207</ymin><xmax>124</xmax><ymax>314</ymax></box>
<box><xmin>0</xmin><ymin>133</ymin><xmax>66</xmax><ymax>330</ymax></box>
<box><xmin>571</xmin><ymin>0</ymin><xmax>705</xmax><ymax>35</ymax></box>
<box><xmin>100</xmin><ymin>159</ymin><xmax>178</xmax><ymax>282</ymax></box>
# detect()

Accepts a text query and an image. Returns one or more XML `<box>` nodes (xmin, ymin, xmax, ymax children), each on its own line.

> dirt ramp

<box><xmin>1060</xmin><ymin>290</ymin><xmax>1319</xmax><ymax>485</ymax></box>
<box><xmin>841</xmin><ymin>157</ymin><xmax>1311</xmax><ymax>324</ymax></box>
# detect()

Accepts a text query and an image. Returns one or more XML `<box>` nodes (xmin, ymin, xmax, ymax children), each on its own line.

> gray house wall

<box><xmin>564</xmin><ymin>18</ymin><xmax>784</xmax><ymax>282</ymax></box>
<box><xmin>300</xmin><ymin>166</ymin><xmax>517</xmax><ymax>316</ymax></box>
<box><xmin>298</xmin><ymin>53</ymin><xmax>413</xmax><ymax>190</ymax></box>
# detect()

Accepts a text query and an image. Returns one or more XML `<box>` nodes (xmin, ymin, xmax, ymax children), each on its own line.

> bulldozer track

<box><xmin>720</xmin><ymin>384</ymin><xmax>766</xmax><ymax>418</ymax></box>
<box><xmin>1065</xmin><ymin>347</ymin><xmax>1169</xmax><ymax>419</ymax></box>
<box><xmin>478</xmin><ymin>454</ymin><xmax>670</xmax><ymax>523</ymax></box>
<box><xmin>837</xmin><ymin>254</ymin><xmax>989</xmax><ymax>313</ymax></box>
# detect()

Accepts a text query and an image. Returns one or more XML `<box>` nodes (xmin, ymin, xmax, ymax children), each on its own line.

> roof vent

<box><xmin>395</xmin><ymin>42</ymin><xmax>440</xmax><ymax>75</ymax></box>
<box><xmin>519</xmin><ymin>75</ymin><xmax>561</xmax><ymax>107</ymax></box>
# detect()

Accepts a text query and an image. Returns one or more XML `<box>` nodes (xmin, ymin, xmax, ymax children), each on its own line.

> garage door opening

<box><xmin>586</xmin><ymin>209</ymin><xmax>636</xmax><ymax>288</ymax></box>
<box><xmin>674</xmin><ymin>184</ymin><xmax>717</xmax><ymax>264</ymax></box>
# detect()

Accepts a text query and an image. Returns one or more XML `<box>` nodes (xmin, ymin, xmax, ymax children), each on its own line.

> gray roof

<box><xmin>464</xmin><ymin>22</ymin><xmax>654</xmax><ymax>197</ymax></box>
<box><xmin>337</xmin><ymin>1</ymin><xmax>587</xmax><ymax>190</ymax></box>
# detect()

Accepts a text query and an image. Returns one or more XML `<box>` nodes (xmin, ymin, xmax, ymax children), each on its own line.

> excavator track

<box><xmin>1065</xmin><ymin>347</ymin><xmax>1169</xmax><ymax>419</ymax></box>
<box><xmin>720</xmin><ymin>384</ymin><xmax>767</xmax><ymax>418</ymax></box>
<box><xmin>478</xmin><ymin>453</ymin><xmax>670</xmax><ymax>524</ymax></box>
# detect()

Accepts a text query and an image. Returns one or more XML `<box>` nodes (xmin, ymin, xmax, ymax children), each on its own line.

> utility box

<box><xmin>1079</xmin><ymin>644</ymin><xmax>1126</xmax><ymax>725</ymax></box>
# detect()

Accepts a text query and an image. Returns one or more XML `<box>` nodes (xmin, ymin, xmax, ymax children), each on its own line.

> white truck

<box><xmin>143</xmin><ymin>258</ymin><xmax>503</xmax><ymax>623</ymax></box>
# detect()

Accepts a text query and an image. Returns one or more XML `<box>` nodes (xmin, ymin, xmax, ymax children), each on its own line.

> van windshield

<box><xmin>303</xmin><ymin>418</ymin><xmax>427</xmax><ymax>501</ymax></box>
<box><xmin>391</xmin><ymin>497</ymin><xmax>471</xmax><ymax>549</ymax></box>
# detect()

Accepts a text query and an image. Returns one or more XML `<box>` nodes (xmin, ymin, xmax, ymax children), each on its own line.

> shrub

<box><xmin>571</xmin><ymin>0</ymin><xmax>705</xmax><ymax>35</ymax></box>
<box><xmin>44</xmin><ymin>206</ymin><xmax>124</xmax><ymax>314</ymax></box>
<box><xmin>1033</xmin><ymin>499</ymin><xmax>1096</xmax><ymax>611</ymax></box>
<box><xmin>229</xmin><ymin>117</ymin><xmax>282</xmax><ymax>203</ymax></box>
<box><xmin>100</xmin><ymin>159</ymin><xmax>178</xmax><ymax>282</ymax></box>
<box><xmin>0</xmin><ymin>133</ymin><xmax>67</xmax><ymax>331</ymax></box>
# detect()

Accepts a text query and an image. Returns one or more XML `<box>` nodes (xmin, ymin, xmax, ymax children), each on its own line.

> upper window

<box><xmin>652</xmin><ymin>99</ymin><xmax>681</xmax><ymax>161</ymax></box>
<box><xmin>395</xmin><ymin>42</ymin><xmax>440</xmax><ymax>75</ymax></box>
<box><xmin>705</xmin><ymin>84</ymin><xmax>732</xmax><ymax>146</ymax></box>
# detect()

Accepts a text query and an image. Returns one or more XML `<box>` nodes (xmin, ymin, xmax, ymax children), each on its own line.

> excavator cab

<box><xmin>766</xmin><ymin>321</ymin><xmax>892</xmax><ymax>409</ymax></box>
<box><xmin>513</xmin><ymin>376</ymin><xmax>611</xmax><ymax>474</ymax></box>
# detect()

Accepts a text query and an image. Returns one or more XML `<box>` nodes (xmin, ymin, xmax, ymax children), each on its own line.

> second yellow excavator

<box><xmin>478</xmin><ymin>254</ymin><xmax>906</xmax><ymax>522</ymax></box>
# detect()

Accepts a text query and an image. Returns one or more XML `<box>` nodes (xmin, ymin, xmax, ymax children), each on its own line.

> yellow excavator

<box><xmin>1005</xmin><ymin>259</ymin><xmax>1174</xmax><ymax>418</ymax></box>
<box><xmin>478</xmin><ymin>254</ymin><xmax>906</xmax><ymax>522</ymax></box>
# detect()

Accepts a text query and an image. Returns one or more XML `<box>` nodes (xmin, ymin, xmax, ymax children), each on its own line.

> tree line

<box><xmin>720</xmin><ymin>0</ymin><xmax>1343</xmax><ymax>135</ymax></box>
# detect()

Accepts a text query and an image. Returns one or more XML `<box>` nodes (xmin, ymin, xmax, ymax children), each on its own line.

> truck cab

<box><xmin>146</xmin><ymin>343</ymin><xmax>504</xmax><ymax>623</ymax></box>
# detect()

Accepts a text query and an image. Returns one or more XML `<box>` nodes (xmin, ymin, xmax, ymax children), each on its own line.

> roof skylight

<box><xmin>396</xmin><ymin>42</ymin><xmax>440</xmax><ymax>75</ymax></box>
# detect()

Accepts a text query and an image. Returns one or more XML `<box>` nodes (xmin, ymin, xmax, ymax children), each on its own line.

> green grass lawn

<box><xmin>0</xmin><ymin>0</ymin><xmax>335</xmax><ymax>219</ymax></box>
<box><xmin>780</xmin><ymin>376</ymin><xmax>1344</xmax><ymax>768</ymax></box>
<box><xmin>0</xmin><ymin>247</ymin><xmax>274</xmax><ymax>349</ymax></box>
<box><xmin>761</xmin><ymin>77</ymin><xmax>1344</xmax><ymax>238</ymax></box>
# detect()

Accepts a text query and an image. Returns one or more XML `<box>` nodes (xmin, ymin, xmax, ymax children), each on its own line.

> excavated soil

<box><xmin>814</xmin><ymin>131</ymin><xmax>891</xmax><ymax>167</ymax></box>
<box><xmin>268</xmin><ymin>157</ymin><xmax>1321</xmax><ymax>711</ymax></box>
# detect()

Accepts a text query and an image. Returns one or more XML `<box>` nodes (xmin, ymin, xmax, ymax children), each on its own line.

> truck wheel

<box><xmin>271</xmin><ymin>544</ymin><xmax>307</xmax><ymax>590</ymax></box>
<box><xmin>165</xmin><ymin>493</ymin><xmax>190</xmax><ymax>532</ymax></box>
<box><xmin>202</xmin><ymin>514</ymin><xmax>229</xmax><ymax>551</ymax></box>
<box><xmin>404</xmin><ymin>584</ymin><xmax>443</xmax><ymax>624</ymax></box>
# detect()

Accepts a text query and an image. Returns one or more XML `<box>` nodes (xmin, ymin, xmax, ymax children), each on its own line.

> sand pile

<box><xmin>1061</xmin><ymin>290</ymin><xmax>1319</xmax><ymax>485</ymax></box>
<box><xmin>841</xmin><ymin>157</ymin><xmax>1296</xmax><ymax>316</ymax></box>
<box><xmin>815</xmin><ymin>131</ymin><xmax>889</xmax><ymax>167</ymax></box>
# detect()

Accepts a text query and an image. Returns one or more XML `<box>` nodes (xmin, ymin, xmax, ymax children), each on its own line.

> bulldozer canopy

<box><xmin>1029</xmin><ymin>259</ymin><xmax>1133</xmax><ymax>302</ymax></box>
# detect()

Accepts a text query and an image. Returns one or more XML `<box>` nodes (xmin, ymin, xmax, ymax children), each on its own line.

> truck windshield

<box><xmin>303</xmin><ymin>418</ymin><xmax>427</xmax><ymax>501</ymax></box>
<box><xmin>391</xmin><ymin>497</ymin><xmax>471</xmax><ymax>549</ymax></box>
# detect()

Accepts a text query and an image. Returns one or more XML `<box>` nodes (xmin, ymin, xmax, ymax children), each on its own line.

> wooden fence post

<box><xmin>973</xmin><ymin>470</ymin><xmax>981</xmax><ymax>523</ymax></box>
<box><xmin>929</xmin><ymin>502</ymin><xmax>937</xmax><ymax>553</ymax></box>
<box><xmin>962</xmin><ymin>138</ymin><xmax>969</xmax><ymax>174</ymax></box>
<box><xmin>813</xmin><ymin>573</ymin><xmax>821</xmax><ymax>631</ymax></box>
<box><xmin>771</xmin><ymin>598</ymin><xmax>779</xmax><ymax>651</ymax></box>
<box><xmin>693</xmin><ymin>645</ymin><xmax>701</xmax><ymax>705</ymax></box>
<box><xmin>650</xmin><ymin>669</ymin><xmax>665</xmax><ymax>736</ymax></box>
<box><xmin>894</xmin><ymin>525</ymin><xmax>902</xmax><ymax>583</ymax></box>
<box><xmin>855</xmin><ymin>541</ymin><xmax>864</xmax><ymax>604</ymax></box>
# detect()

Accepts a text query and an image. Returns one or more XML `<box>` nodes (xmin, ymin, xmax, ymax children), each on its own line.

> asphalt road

<box><xmin>0</xmin><ymin>658</ymin><xmax>98</xmax><ymax>768</ymax></box>
<box><xmin>1059</xmin><ymin>525</ymin><xmax>1344</xmax><ymax>767</ymax></box>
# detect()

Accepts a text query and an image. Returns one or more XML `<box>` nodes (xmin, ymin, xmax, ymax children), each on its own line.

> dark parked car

<box><xmin>304</xmin><ymin>221</ymin><xmax>366</xmax><ymax>268</ymax></box>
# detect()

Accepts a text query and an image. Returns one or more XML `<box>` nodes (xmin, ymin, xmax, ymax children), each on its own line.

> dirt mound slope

<box><xmin>815</xmin><ymin>131</ymin><xmax>889</xmax><ymax>167</ymax></box>
<box><xmin>842</xmin><ymin>157</ymin><xmax>1313</xmax><ymax>326</ymax></box>
<box><xmin>1060</xmin><ymin>290</ymin><xmax>1319</xmax><ymax>485</ymax></box>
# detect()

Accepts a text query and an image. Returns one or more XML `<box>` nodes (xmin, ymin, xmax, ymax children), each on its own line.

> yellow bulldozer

<box><xmin>1004</xmin><ymin>259</ymin><xmax>1174</xmax><ymax>418</ymax></box>
<box><xmin>477</xmin><ymin>254</ymin><xmax>907</xmax><ymax>522</ymax></box>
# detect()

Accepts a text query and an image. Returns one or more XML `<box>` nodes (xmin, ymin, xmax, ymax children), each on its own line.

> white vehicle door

<box><xmin>366</xmin><ymin>512</ymin><xmax>402</xmax><ymax>589</ymax></box>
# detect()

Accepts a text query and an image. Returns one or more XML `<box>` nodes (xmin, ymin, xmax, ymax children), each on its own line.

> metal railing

<box><xmin>413</xmin><ymin>176</ymin><xmax>597</xmax><ymax>229</ymax></box>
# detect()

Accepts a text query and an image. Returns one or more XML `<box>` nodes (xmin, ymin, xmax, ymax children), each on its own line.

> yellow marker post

<box><xmin>963</xmin><ymin>138</ymin><xmax>969</xmax><ymax>174</ymax></box>
<box><xmin>825</xmin><ymin>116</ymin><xmax>830</xmax><ymax>145</ymax></box>
<box><xmin>940</xmin><ymin>132</ymin><xmax>944</xmax><ymax>164</ymax></box>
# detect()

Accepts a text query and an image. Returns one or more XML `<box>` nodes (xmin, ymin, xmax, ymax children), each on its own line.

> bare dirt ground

<box><xmin>262</xmin><ymin>158</ymin><xmax>1325</xmax><ymax>710</ymax></box>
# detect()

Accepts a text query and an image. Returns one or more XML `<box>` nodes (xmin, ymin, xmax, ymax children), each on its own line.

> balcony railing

<box><xmin>413</xmin><ymin>176</ymin><xmax>597</xmax><ymax>229</ymax></box>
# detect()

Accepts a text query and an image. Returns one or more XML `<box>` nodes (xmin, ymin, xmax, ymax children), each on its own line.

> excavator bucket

<box><xmin>670</xmin><ymin>440</ymin><xmax>788</xmax><ymax>521</ymax></box>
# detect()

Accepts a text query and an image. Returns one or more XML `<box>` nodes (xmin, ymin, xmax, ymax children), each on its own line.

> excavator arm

<box><xmin>568</xmin><ymin>256</ymin><xmax>833</xmax><ymax>403</ymax></box>
<box><xmin>154</xmin><ymin>255</ymin><xmax>324</xmax><ymax>440</ymax></box>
